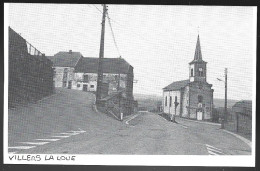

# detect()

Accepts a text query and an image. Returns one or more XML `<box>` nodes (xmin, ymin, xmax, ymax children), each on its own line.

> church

<box><xmin>162</xmin><ymin>35</ymin><xmax>214</xmax><ymax>121</ymax></box>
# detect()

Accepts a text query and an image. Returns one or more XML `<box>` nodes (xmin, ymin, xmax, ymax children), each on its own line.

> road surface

<box><xmin>7</xmin><ymin>88</ymin><xmax>251</xmax><ymax>155</ymax></box>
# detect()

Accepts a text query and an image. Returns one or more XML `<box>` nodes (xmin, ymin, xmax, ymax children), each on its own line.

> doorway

<box><xmin>68</xmin><ymin>81</ymin><xmax>72</xmax><ymax>89</ymax></box>
<box><xmin>83</xmin><ymin>85</ymin><xmax>88</xmax><ymax>91</ymax></box>
<box><xmin>197</xmin><ymin>111</ymin><xmax>203</xmax><ymax>120</ymax></box>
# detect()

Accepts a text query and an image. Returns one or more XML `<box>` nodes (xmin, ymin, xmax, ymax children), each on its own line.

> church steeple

<box><xmin>189</xmin><ymin>34</ymin><xmax>207</xmax><ymax>83</ymax></box>
<box><xmin>194</xmin><ymin>35</ymin><xmax>202</xmax><ymax>61</ymax></box>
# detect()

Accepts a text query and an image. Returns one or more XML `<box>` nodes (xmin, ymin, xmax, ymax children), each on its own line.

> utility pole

<box><xmin>96</xmin><ymin>4</ymin><xmax>107</xmax><ymax>104</ymax></box>
<box><xmin>224</xmin><ymin>68</ymin><xmax>227</xmax><ymax>122</ymax></box>
<box><xmin>118</xmin><ymin>56</ymin><xmax>122</xmax><ymax>120</ymax></box>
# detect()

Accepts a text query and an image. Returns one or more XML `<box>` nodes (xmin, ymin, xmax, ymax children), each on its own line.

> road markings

<box><xmin>206</xmin><ymin>144</ymin><xmax>225</xmax><ymax>155</ymax></box>
<box><xmin>19</xmin><ymin>142</ymin><xmax>50</xmax><ymax>145</ymax></box>
<box><xmin>8</xmin><ymin>146</ymin><xmax>36</xmax><ymax>150</ymax></box>
<box><xmin>60</xmin><ymin>132</ymin><xmax>80</xmax><ymax>135</ymax></box>
<box><xmin>125</xmin><ymin>114</ymin><xmax>139</xmax><ymax>125</ymax></box>
<box><xmin>35</xmin><ymin>139</ymin><xmax>60</xmax><ymax>141</ymax></box>
<box><xmin>52</xmin><ymin>135</ymin><xmax>70</xmax><ymax>138</ymax></box>
<box><xmin>8</xmin><ymin>128</ymin><xmax>86</xmax><ymax>153</ymax></box>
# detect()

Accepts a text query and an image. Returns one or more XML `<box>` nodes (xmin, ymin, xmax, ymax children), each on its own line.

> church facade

<box><xmin>162</xmin><ymin>35</ymin><xmax>214</xmax><ymax>121</ymax></box>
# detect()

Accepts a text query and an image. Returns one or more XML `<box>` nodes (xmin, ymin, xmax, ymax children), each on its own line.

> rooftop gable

<box><xmin>46</xmin><ymin>51</ymin><xmax>82</xmax><ymax>67</ymax></box>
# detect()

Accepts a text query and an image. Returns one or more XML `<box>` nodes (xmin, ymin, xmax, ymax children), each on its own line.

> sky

<box><xmin>7</xmin><ymin>4</ymin><xmax>256</xmax><ymax>100</ymax></box>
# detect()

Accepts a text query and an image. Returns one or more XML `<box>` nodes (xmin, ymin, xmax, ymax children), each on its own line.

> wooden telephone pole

<box><xmin>224</xmin><ymin>68</ymin><xmax>227</xmax><ymax>122</ymax></box>
<box><xmin>96</xmin><ymin>4</ymin><xmax>107</xmax><ymax>104</ymax></box>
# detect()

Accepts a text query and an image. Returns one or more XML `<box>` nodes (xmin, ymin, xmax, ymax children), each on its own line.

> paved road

<box><xmin>8</xmin><ymin>88</ymin><xmax>251</xmax><ymax>155</ymax></box>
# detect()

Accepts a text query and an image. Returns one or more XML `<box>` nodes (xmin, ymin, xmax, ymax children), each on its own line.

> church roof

<box><xmin>189</xmin><ymin>35</ymin><xmax>206</xmax><ymax>64</ymax></box>
<box><xmin>163</xmin><ymin>80</ymin><xmax>190</xmax><ymax>91</ymax></box>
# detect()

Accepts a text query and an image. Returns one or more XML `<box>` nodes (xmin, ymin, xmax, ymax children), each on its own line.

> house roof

<box><xmin>232</xmin><ymin>100</ymin><xmax>252</xmax><ymax>116</ymax></box>
<box><xmin>74</xmin><ymin>57</ymin><xmax>131</xmax><ymax>74</ymax></box>
<box><xmin>189</xmin><ymin>35</ymin><xmax>206</xmax><ymax>64</ymax></box>
<box><xmin>46</xmin><ymin>51</ymin><xmax>82</xmax><ymax>67</ymax></box>
<box><xmin>163</xmin><ymin>80</ymin><xmax>190</xmax><ymax>91</ymax></box>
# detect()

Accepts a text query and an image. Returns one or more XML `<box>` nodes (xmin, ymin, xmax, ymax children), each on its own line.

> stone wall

<box><xmin>72</xmin><ymin>72</ymin><xmax>127</xmax><ymax>93</ymax></box>
<box><xmin>189</xmin><ymin>82</ymin><xmax>213</xmax><ymax>120</ymax></box>
<box><xmin>53</xmin><ymin>67</ymin><xmax>74</xmax><ymax>88</ymax></box>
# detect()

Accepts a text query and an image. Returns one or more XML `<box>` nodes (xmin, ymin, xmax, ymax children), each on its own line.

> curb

<box><xmin>222</xmin><ymin>129</ymin><xmax>252</xmax><ymax>148</ymax></box>
<box><xmin>125</xmin><ymin>114</ymin><xmax>140</xmax><ymax>125</ymax></box>
<box><xmin>176</xmin><ymin>117</ymin><xmax>221</xmax><ymax>126</ymax></box>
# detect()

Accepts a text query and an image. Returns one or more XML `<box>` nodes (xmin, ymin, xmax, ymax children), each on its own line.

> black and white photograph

<box><xmin>4</xmin><ymin>3</ymin><xmax>256</xmax><ymax>166</ymax></box>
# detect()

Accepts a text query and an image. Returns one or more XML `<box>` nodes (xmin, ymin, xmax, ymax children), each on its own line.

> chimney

<box><xmin>69</xmin><ymin>50</ymin><xmax>72</xmax><ymax>54</ymax></box>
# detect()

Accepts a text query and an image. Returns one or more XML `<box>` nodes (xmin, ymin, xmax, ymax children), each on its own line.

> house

<box><xmin>229</xmin><ymin>100</ymin><xmax>252</xmax><ymax>136</ymax></box>
<box><xmin>73</xmin><ymin>57</ymin><xmax>135</xmax><ymax>116</ymax></box>
<box><xmin>46</xmin><ymin>50</ymin><xmax>83</xmax><ymax>88</ymax></box>
<box><xmin>162</xmin><ymin>35</ymin><xmax>214</xmax><ymax>120</ymax></box>
<box><xmin>73</xmin><ymin>57</ymin><xmax>133</xmax><ymax>96</ymax></box>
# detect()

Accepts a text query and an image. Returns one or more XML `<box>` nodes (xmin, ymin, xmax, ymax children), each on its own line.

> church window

<box><xmin>165</xmin><ymin>96</ymin><xmax>167</xmax><ymax>106</ymax></box>
<box><xmin>191</xmin><ymin>69</ymin><xmax>193</xmax><ymax>77</ymax></box>
<box><xmin>199</xmin><ymin>68</ymin><xmax>203</xmax><ymax>76</ymax></box>
<box><xmin>170</xmin><ymin>96</ymin><xmax>172</xmax><ymax>107</ymax></box>
<box><xmin>198</xmin><ymin>95</ymin><xmax>203</xmax><ymax>103</ymax></box>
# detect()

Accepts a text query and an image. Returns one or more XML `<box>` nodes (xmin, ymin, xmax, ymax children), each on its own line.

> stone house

<box><xmin>162</xmin><ymin>35</ymin><xmax>214</xmax><ymax>120</ymax></box>
<box><xmin>46</xmin><ymin>50</ymin><xmax>83</xmax><ymax>88</ymax></box>
<box><xmin>73</xmin><ymin>57</ymin><xmax>133</xmax><ymax>96</ymax></box>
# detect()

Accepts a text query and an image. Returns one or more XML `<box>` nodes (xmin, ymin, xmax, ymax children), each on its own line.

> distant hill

<box><xmin>134</xmin><ymin>93</ymin><xmax>239</xmax><ymax>110</ymax></box>
<box><xmin>134</xmin><ymin>94</ymin><xmax>162</xmax><ymax>101</ymax></box>
<box><xmin>213</xmin><ymin>99</ymin><xmax>239</xmax><ymax>108</ymax></box>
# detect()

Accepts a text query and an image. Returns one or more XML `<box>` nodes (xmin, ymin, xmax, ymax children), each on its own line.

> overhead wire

<box><xmin>106</xmin><ymin>12</ymin><xmax>121</xmax><ymax>57</ymax></box>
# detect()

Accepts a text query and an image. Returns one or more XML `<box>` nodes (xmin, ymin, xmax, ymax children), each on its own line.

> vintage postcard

<box><xmin>4</xmin><ymin>3</ymin><xmax>256</xmax><ymax>166</ymax></box>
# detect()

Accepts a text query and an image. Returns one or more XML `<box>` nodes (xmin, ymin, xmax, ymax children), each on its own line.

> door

<box><xmin>197</xmin><ymin>111</ymin><xmax>203</xmax><ymax>120</ymax></box>
<box><xmin>68</xmin><ymin>81</ymin><xmax>72</xmax><ymax>89</ymax></box>
<box><xmin>83</xmin><ymin>85</ymin><xmax>88</xmax><ymax>91</ymax></box>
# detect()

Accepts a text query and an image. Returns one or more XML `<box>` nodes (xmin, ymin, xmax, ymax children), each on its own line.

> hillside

<box><xmin>134</xmin><ymin>93</ymin><xmax>240</xmax><ymax>111</ymax></box>
<box><xmin>213</xmin><ymin>99</ymin><xmax>239</xmax><ymax>108</ymax></box>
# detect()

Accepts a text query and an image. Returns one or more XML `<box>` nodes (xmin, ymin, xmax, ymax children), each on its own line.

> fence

<box><xmin>8</xmin><ymin>27</ymin><xmax>54</xmax><ymax>108</ymax></box>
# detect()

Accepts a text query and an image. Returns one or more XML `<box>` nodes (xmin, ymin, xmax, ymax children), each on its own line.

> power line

<box><xmin>92</xmin><ymin>4</ymin><xmax>103</xmax><ymax>14</ymax></box>
<box><xmin>106</xmin><ymin>12</ymin><xmax>121</xmax><ymax>57</ymax></box>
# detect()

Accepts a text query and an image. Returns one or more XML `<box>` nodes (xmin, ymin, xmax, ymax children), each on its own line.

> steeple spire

<box><xmin>194</xmin><ymin>34</ymin><xmax>202</xmax><ymax>60</ymax></box>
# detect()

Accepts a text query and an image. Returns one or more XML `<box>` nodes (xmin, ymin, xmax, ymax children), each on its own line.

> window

<box><xmin>199</xmin><ymin>68</ymin><xmax>203</xmax><ymax>76</ymax></box>
<box><xmin>198</xmin><ymin>95</ymin><xmax>203</xmax><ymax>103</ymax></box>
<box><xmin>165</xmin><ymin>96</ymin><xmax>167</xmax><ymax>106</ymax></box>
<box><xmin>170</xmin><ymin>96</ymin><xmax>172</xmax><ymax>107</ymax></box>
<box><xmin>191</xmin><ymin>68</ymin><xmax>193</xmax><ymax>77</ymax></box>
<box><xmin>83</xmin><ymin>75</ymin><xmax>89</xmax><ymax>83</ymax></box>
<box><xmin>90</xmin><ymin>85</ymin><xmax>94</xmax><ymax>88</ymax></box>
<box><xmin>175</xmin><ymin>96</ymin><xmax>177</xmax><ymax>102</ymax></box>
<box><xmin>77</xmin><ymin>84</ymin><xmax>80</xmax><ymax>87</ymax></box>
